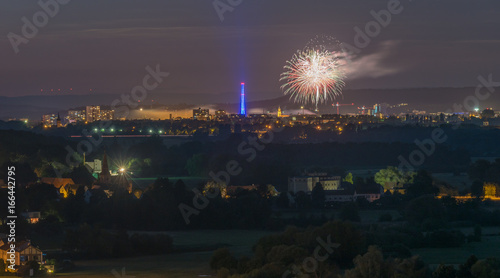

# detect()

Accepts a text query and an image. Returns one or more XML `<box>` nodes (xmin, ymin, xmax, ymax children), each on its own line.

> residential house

<box><xmin>21</xmin><ymin>212</ymin><xmax>40</xmax><ymax>224</ymax></box>
<box><xmin>0</xmin><ymin>239</ymin><xmax>43</xmax><ymax>268</ymax></box>
<box><xmin>40</xmin><ymin>177</ymin><xmax>76</xmax><ymax>197</ymax></box>
<box><xmin>325</xmin><ymin>184</ymin><xmax>382</xmax><ymax>203</ymax></box>
<box><xmin>355</xmin><ymin>184</ymin><xmax>383</xmax><ymax>202</ymax></box>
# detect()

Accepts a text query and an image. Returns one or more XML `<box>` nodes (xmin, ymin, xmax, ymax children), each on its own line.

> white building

<box><xmin>85</xmin><ymin>159</ymin><xmax>102</xmax><ymax>175</ymax></box>
<box><xmin>288</xmin><ymin>173</ymin><xmax>341</xmax><ymax>193</ymax></box>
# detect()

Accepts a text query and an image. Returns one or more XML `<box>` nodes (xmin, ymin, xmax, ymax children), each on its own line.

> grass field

<box><xmin>412</xmin><ymin>235</ymin><xmax>500</xmax><ymax>266</ymax></box>
<box><xmin>57</xmin><ymin>230</ymin><xmax>276</xmax><ymax>277</ymax></box>
<box><xmin>276</xmin><ymin>209</ymin><xmax>401</xmax><ymax>223</ymax></box>
<box><xmin>57</xmin><ymin>252</ymin><xmax>212</xmax><ymax>278</ymax></box>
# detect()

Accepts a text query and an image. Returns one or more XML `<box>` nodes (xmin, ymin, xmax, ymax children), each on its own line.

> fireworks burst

<box><xmin>280</xmin><ymin>40</ymin><xmax>346</xmax><ymax>109</ymax></box>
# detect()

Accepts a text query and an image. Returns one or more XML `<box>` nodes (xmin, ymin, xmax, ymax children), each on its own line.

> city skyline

<box><xmin>2</xmin><ymin>2</ymin><xmax>500</xmax><ymax>277</ymax></box>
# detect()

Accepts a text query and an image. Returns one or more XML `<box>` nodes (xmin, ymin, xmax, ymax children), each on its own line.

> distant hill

<box><xmin>1</xmin><ymin>87</ymin><xmax>499</xmax><ymax>119</ymax></box>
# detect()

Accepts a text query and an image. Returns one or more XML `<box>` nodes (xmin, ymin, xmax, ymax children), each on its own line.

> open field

<box><xmin>433</xmin><ymin>173</ymin><xmax>472</xmax><ymax>191</ymax></box>
<box><xmin>276</xmin><ymin>209</ymin><xmax>401</xmax><ymax>223</ymax></box>
<box><xmin>57</xmin><ymin>252</ymin><xmax>212</xmax><ymax>278</ymax></box>
<box><xmin>57</xmin><ymin>230</ymin><xmax>276</xmax><ymax>277</ymax></box>
<box><xmin>412</xmin><ymin>235</ymin><xmax>500</xmax><ymax>266</ymax></box>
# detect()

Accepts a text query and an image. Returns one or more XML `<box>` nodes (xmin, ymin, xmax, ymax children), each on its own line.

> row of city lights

<box><xmin>92</xmin><ymin>128</ymin><xmax>165</xmax><ymax>134</ymax></box>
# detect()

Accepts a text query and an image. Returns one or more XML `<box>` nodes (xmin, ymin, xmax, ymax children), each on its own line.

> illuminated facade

<box><xmin>193</xmin><ymin>108</ymin><xmax>210</xmax><ymax>120</ymax></box>
<box><xmin>288</xmin><ymin>174</ymin><xmax>341</xmax><ymax>193</ymax></box>
<box><xmin>215</xmin><ymin>109</ymin><xmax>227</xmax><ymax>119</ymax></box>
<box><xmin>42</xmin><ymin>114</ymin><xmax>57</xmax><ymax>127</ymax></box>
<box><xmin>86</xmin><ymin>106</ymin><xmax>101</xmax><ymax>122</ymax></box>
<box><xmin>67</xmin><ymin>110</ymin><xmax>86</xmax><ymax>123</ymax></box>
<box><xmin>100</xmin><ymin>109</ymin><xmax>115</xmax><ymax>121</ymax></box>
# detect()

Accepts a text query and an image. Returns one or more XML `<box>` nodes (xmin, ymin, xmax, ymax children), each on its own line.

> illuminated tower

<box><xmin>277</xmin><ymin>106</ymin><xmax>282</xmax><ymax>118</ymax></box>
<box><xmin>240</xmin><ymin>82</ymin><xmax>246</xmax><ymax>116</ymax></box>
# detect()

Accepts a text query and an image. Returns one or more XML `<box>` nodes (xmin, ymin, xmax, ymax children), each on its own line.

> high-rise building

<box><xmin>240</xmin><ymin>82</ymin><xmax>246</xmax><ymax>116</ymax></box>
<box><xmin>67</xmin><ymin>110</ymin><xmax>86</xmax><ymax>123</ymax></box>
<box><xmin>86</xmin><ymin>106</ymin><xmax>101</xmax><ymax>122</ymax></box>
<box><xmin>42</xmin><ymin>114</ymin><xmax>58</xmax><ymax>127</ymax></box>
<box><xmin>215</xmin><ymin>109</ymin><xmax>226</xmax><ymax>120</ymax></box>
<box><xmin>100</xmin><ymin>109</ymin><xmax>115</xmax><ymax>121</ymax></box>
<box><xmin>193</xmin><ymin>108</ymin><xmax>210</xmax><ymax>120</ymax></box>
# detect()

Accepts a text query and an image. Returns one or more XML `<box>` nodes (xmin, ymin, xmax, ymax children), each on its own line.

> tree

<box><xmin>295</xmin><ymin>191</ymin><xmax>311</xmax><ymax>209</ymax></box>
<box><xmin>344</xmin><ymin>246</ymin><xmax>428</xmax><ymax>278</ymax></box>
<box><xmin>1</xmin><ymin>162</ymin><xmax>37</xmax><ymax>185</ymax></box>
<box><xmin>26</xmin><ymin>183</ymin><xmax>59</xmax><ymax>211</ymax></box>
<box><xmin>433</xmin><ymin>264</ymin><xmax>457</xmax><ymax>278</ymax></box>
<box><xmin>374</xmin><ymin>167</ymin><xmax>415</xmax><ymax>191</ymax></box>
<box><xmin>343</xmin><ymin>173</ymin><xmax>354</xmax><ymax>184</ymax></box>
<box><xmin>210</xmin><ymin>248</ymin><xmax>237</xmax><ymax>270</ymax></box>
<box><xmin>405</xmin><ymin>195</ymin><xmax>445</xmax><ymax>225</ymax></box>
<box><xmin>471</xmin><ymin>180</ymin><xmax>484</xmax><ymax>197</ymax></box>
<box><xmin>311</xmin><ymin>182</ymin><xmax>325</xmax><ymax>208</ymax></box>
<box><xmin>344</xmin><ymin>246</ymin><xmax>390</xmax><ymax>278</ymax></box>
<box><xmin>203</xmin><ymin>181</ymin><xmax>227</xmax><ymax>198</ymax></box>
<box><xmin>481</xmin><ymin>109</ymin><xmax>495</xmax><ymax>119</ymax></box>
<box><xmin>393</xmin><ymin>256</ymin><xmax>428</xmax><ymax>278</ymax></box>
<box><xmin>471</xmin><ymin>258</ymin><xmax>500</xmax><ymax>278</ymax></box>
<box><xmin>468</xmin><ymin>160</ymin><xmax>491</xmax><ymax>182</ymax></box>
<box><xmin>276</xmin><ymin>192</ymin><xmax>289</xmax><ymax>208</ymax></box>
<box><xmin>186</xmin><ymin>153</ymin><xmax>208</xmax><ymax>176</ymax></box>
<box><xmin>266</xmin><ymin>245</ymin><xmax>308</xmax><ymax>265</ymax></box>
<box><xmin>0</xmin><ymin>259</ymin><xmax>5</xmax><ymax>273</ymax></box>
<box><xmin>69</xmin><ymin>165</ymin><xmax>95</xmax><ymax>186</ymax></box>
<box><xmin>457</xmin><ymin>255</ymin><xmax>478</xmax><ymax>278</ymax></box>
<box><xmin>406</xmin><ymin>170</ymin><xmax>439</xmax><ymax>197</ymax></box>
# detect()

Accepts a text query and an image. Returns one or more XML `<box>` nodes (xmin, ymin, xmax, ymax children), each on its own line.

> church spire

<box><xmin>56</xmin><ymin>112</ymin><xmax>62</xmax><ymax>128</ymax></box>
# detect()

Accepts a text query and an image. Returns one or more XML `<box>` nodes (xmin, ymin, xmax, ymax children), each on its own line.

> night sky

<box><xmin>1</xmin><ymin>0</ymin><xmax>500</xmax><ymax>101</ymax></box>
